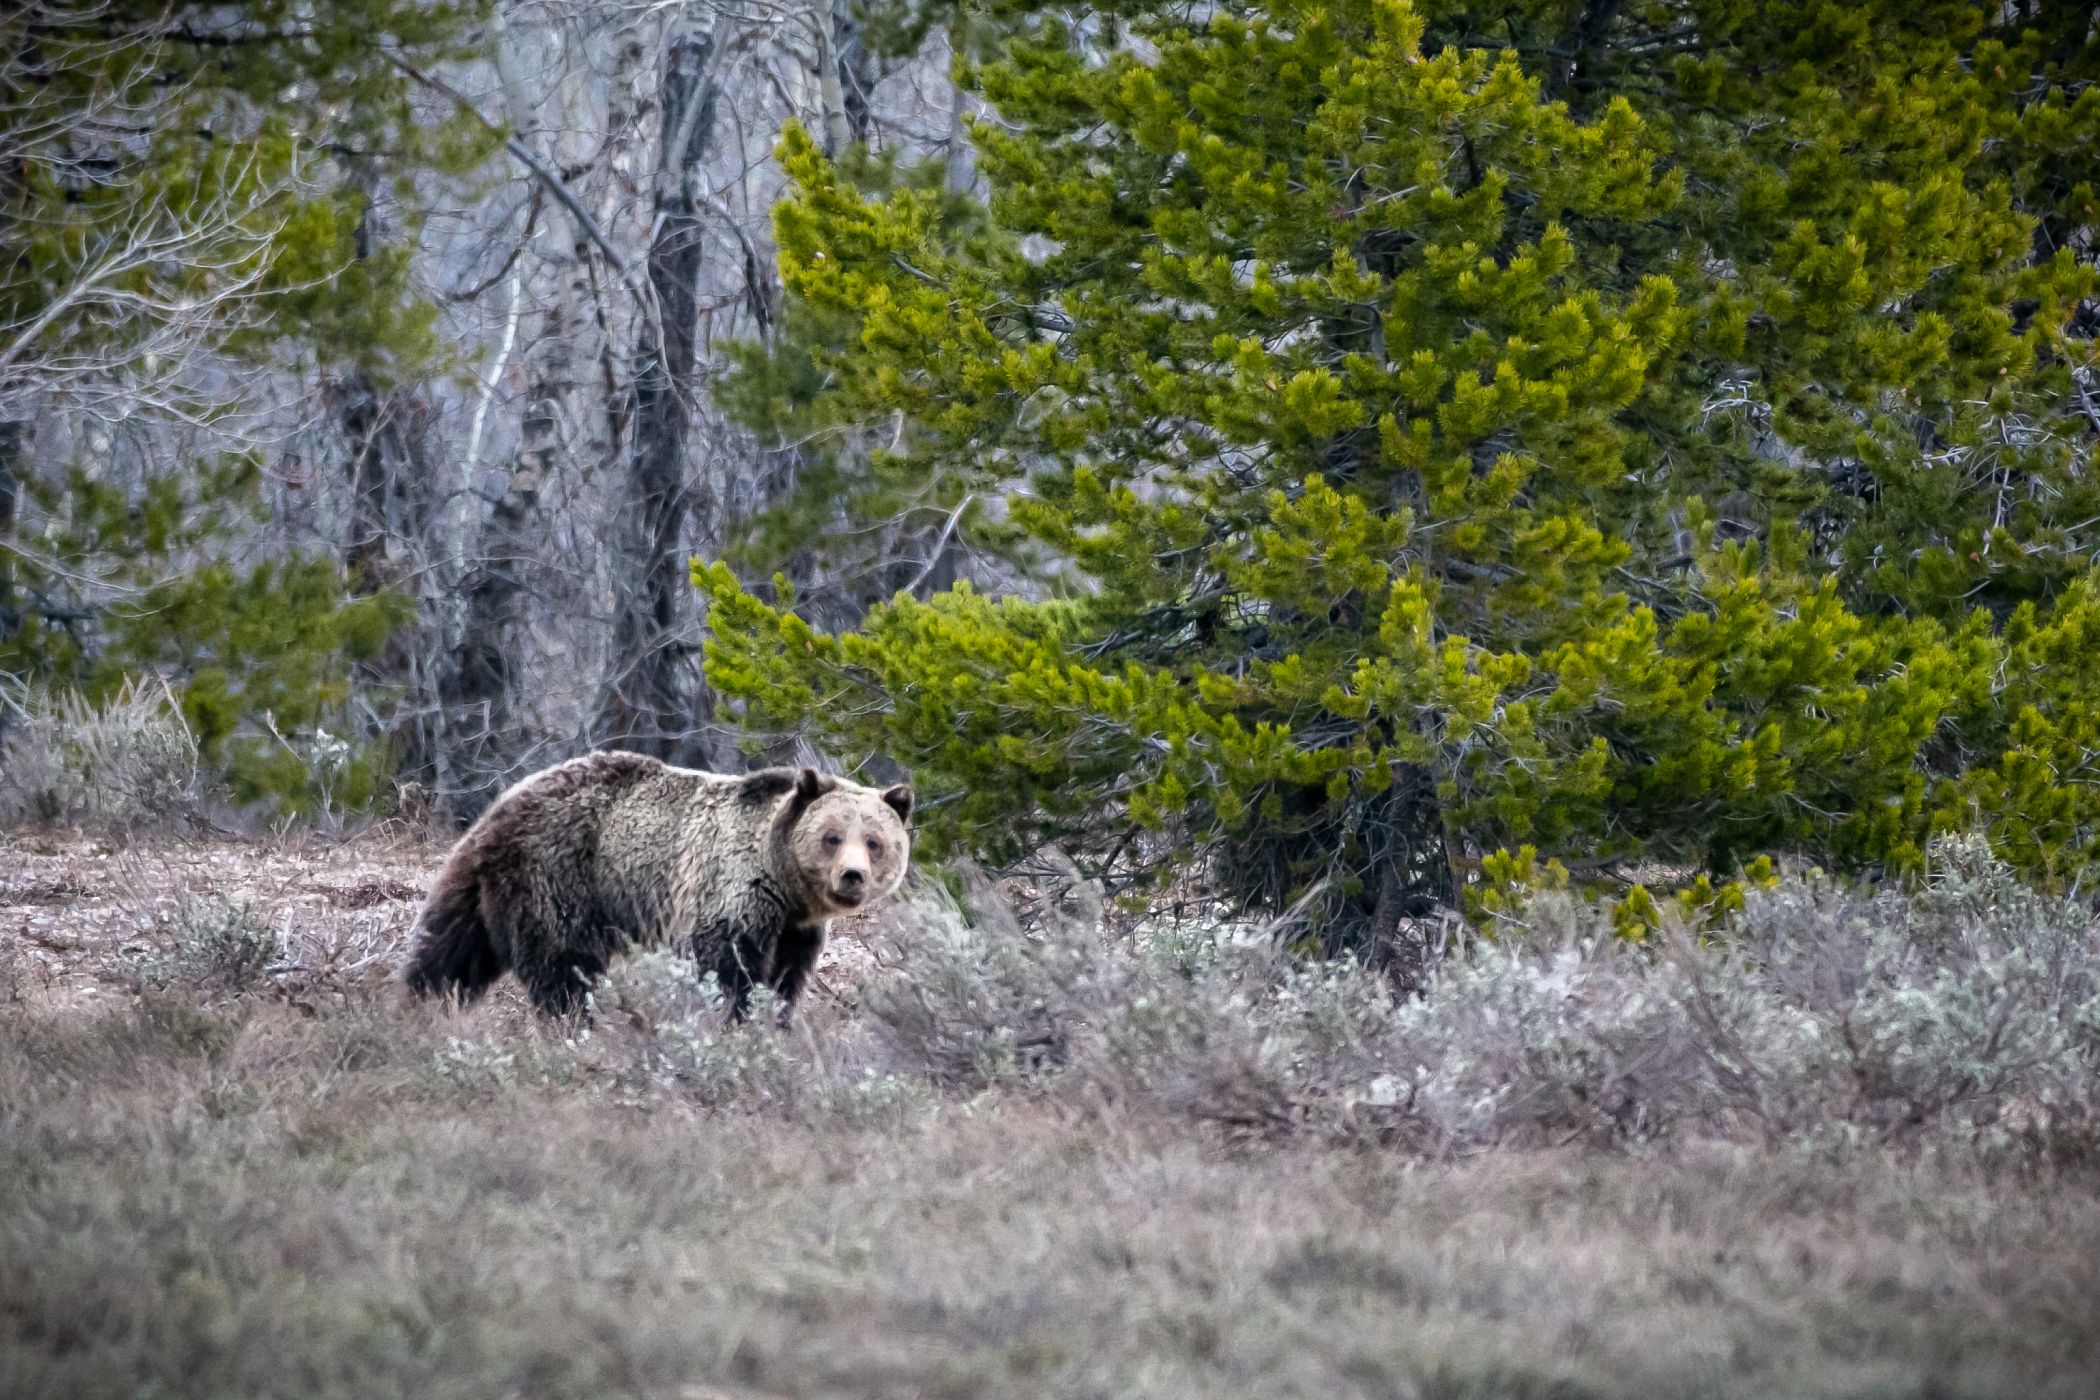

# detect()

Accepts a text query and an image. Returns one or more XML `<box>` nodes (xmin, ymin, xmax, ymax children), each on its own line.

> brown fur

<box><xmin>400</xmin><ymin>753</ymin><xmax>912</xmax><ymax>1018</ymax></box>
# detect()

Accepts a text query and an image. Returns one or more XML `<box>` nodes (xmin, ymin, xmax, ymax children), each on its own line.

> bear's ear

<box><xmin>790</xmin><ymin>766</ymin><xmax>839</xmax><ymax>813</ymax></box>
<box><xmin>881</xmin><ymin>784</ymin><xmax>914</xmax><ymax>824</ymax></box>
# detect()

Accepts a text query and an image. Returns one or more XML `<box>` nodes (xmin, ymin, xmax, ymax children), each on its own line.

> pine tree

<box><xmin>701</xmin><ymin>0</ymin><xmax>2099</xmax><ymax>954</ymax></box>
<box><xmin>7</xmin><ymin>456</ymin><xmax>409</xmax><ymax>810</ymax></box>
<box><xmin>1414</xmin><ymin>1</ymin><xmax>2099</xmax><ymax>623</ymax></box>
<box><xmin>715</xmin><ymin>141</ymin><xmax>1014</xmax><ymax>629</ymax></box>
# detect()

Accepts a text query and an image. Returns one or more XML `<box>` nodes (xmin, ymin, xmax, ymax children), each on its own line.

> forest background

<box><xmin>3</xmin><ymin>0</ymin><xmax>2096</xmax><ymax>957</ymax></box>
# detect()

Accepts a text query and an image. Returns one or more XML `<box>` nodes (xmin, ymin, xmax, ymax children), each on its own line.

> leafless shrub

<box><xmin>0</xmin><ymin>680</ymin><xmax>201</xmax><ymax>833</ymax></box>
<box><xmin>1723</xmin><ymin>833</ymin><xmax>2100</xmax><ymax>1153</ymax></box>
<box><xmin>856</xmin><ymin>883</ymin><xmax>1103</xmax><ymax>1090</ymax></box>
<box><xmin>278</xmin><ymin>917</ymin><xmax>399</xmax><ymax>995</ymax></box>
<box><xmin>430</xmin><ymin>1034</ymin><xmax>523</xmax><ymax>1097</ymax></box>
<box><xmin>580</xmin><ymin>948</ymin><xmax>902</xmax><ymax>1119</ymax></box>
<box><xmin>72</xmin><ymin>823</ymin><xmax>2092</xmax><ymax>1164</ymax></box>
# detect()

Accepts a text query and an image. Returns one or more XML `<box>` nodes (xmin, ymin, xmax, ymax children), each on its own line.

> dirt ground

<box><xmin>1</xmin><ymin>827</ymin><xmax>429</xmax><ymax>1006</ymax></box>
<box><xmin>0</xmin><ymin>826</ymin><xmax>893</xmax><ymax>1011</ymax></box>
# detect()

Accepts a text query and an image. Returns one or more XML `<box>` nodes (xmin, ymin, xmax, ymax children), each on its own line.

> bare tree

<box><xmin>0</xmin><ymin>4</ymin><xmax>319</xmax><ymax>651</ymax></box>
<box><xmin>832</xmin><ymin>0</ymin><xmax>879</xmax><ymax>149</ymax></box>
<box><xmin>440</xmin><ymin>2</ymin><xmax>627</xmax><ymax>811</ymax></box>
<box><xmin>597</xmin><ymin>9</ymin><xmax>722</xmax><ymax>762</ymax></box>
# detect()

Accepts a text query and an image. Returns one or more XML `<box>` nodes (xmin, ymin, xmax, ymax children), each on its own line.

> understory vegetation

<box><xmin>540</xmin><ymin>833</ymin><xmax>2100</xmax><ymax>1163</ymax></box>
<box><xmin>4</xmin><ymin>828</ymin><xmax>2098</xmax><ymax>1397</ymax></box>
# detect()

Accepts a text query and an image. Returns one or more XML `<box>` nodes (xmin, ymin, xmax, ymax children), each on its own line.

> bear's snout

<box><xmin>830</xmin><ymin>866</ymin><xmax>868</xmax><ymax>906</ymax></box>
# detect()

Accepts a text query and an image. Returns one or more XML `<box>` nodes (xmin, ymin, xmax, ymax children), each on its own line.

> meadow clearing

<box><xmin>3</xmin><ymin>827</ymin><xmax>2099</xmax><ymax>1398</ymax></box>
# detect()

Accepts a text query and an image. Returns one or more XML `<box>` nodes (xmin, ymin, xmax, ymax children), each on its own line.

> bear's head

<box><xmin>780</xmin><ymin>768</ymin><xmax>913</xmax><ymax>914</ymax></box>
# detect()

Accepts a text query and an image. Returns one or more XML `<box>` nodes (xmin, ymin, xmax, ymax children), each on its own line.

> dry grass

<box><xmin>0</xmin><ymin>680</ymin><xmax>202</xmax><ymax>834</ymax></box>
<box><xmin>3</xmin><ymin>828</ymin><xmax>2099</xmax><ymax>1399</ymax></box>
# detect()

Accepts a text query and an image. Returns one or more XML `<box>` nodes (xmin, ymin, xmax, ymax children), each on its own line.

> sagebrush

<box><xmin>538</xmin><ymin>835</ymin><xmax>2100</xmax><ymax>1167</ymax></box>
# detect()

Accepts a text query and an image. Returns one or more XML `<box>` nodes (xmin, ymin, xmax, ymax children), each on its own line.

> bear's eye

<box><xmin>823</xmin><ymin>833</ymin><xmax>842</xmax><ymax>848</ymax></box>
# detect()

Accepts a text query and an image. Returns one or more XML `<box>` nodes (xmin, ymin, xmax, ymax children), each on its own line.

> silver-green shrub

<box><xmin>129</xmin><ymin>894</ymin><xmax>283</xmax><ymax>995</ymax></box>
<box><xmin>843</xmin><ymin>837</ymin><xmax>2100</xmax><ymax>1158</ymax></box>
<box><xmin>498</xmin><ymin>838</ymin><xmax>2097</xmax><ymax>1161</ymax></box>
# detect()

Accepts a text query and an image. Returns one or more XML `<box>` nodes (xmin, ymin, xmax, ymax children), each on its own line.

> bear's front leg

<box><xmin>767</xmin><ymin>922</ymin><xmax>826</xmax><ymax>1025</ymax></box>
<box><xmin>705</xmin><ymin>922</ymin><xmax>769</xmax><ymax>1023</ymax></box>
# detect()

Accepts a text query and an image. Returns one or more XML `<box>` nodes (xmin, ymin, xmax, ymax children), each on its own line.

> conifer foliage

<box><xmin>704</xmin><ymin>0</ymin><xmax>2100</xmax><ymax>953</ymax></box>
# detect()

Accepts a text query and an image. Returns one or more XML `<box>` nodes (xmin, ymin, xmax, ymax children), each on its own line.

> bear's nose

<box><xmin>838</xmin><ymin>868</ymin><xmax>865</xmax><ymax>887</ymax></box>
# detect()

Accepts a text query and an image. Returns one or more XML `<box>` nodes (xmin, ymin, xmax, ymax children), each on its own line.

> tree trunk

<box><xmin>1235</xmin><ymin>146</ymin><xmax>1459</xmax><ymax>976</ymax></box>
<box><xmin>334</xmin><ymin>163</ymin><xmax>442</xmax><ymax>779</ymax></box>
<box><xmin>1547</xmin><ymin>0</ymin><xmax>1625</xmax><ymax>103</ymax></box>
<box><xmin>0</xmin><ymin>417</ymin><xmax>20</xmax><ymax>648</ymax></box>
<box><xmin>598</xmin><ymin>15</ymin><xmax>719</xmax><ymax>762</ymax></box>
<box><xmin>338</xmin><ymin>370</ymin><xmax>437</xmax><ymax>594</ymax></box>
<box><xmin>944</xmin><ymin>60</ymin><xmax>972</xmax><ymax>196</ymax></box>
<box><xmin>833</xmin><ymin>0</ymin><xmax>877</xmax><ymax>149</ymax></box>
<box><xmin>1362</xmin><ymin>767</ymin><xmax>1459</xmax><ymax>986</ymax></box>
<box><xmin>2</xmin><ymin>131</ymin><xmax>28</xmax><ymax>652</ymax></box>
<box><xmin>440</xmin><ymin>277</ymin><xmax>544</xmax><ymax>816</ymax></box>
<box><xmin>334</xmin><ymin>364</ymin><xmax>441</xmax><ymax>777</ymax></box>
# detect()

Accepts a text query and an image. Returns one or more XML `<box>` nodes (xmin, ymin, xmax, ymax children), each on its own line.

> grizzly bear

<box><xmin>400</xmin><ymin>753</ymin><xmax>912</xmax><ymax>1018</ymax></box>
